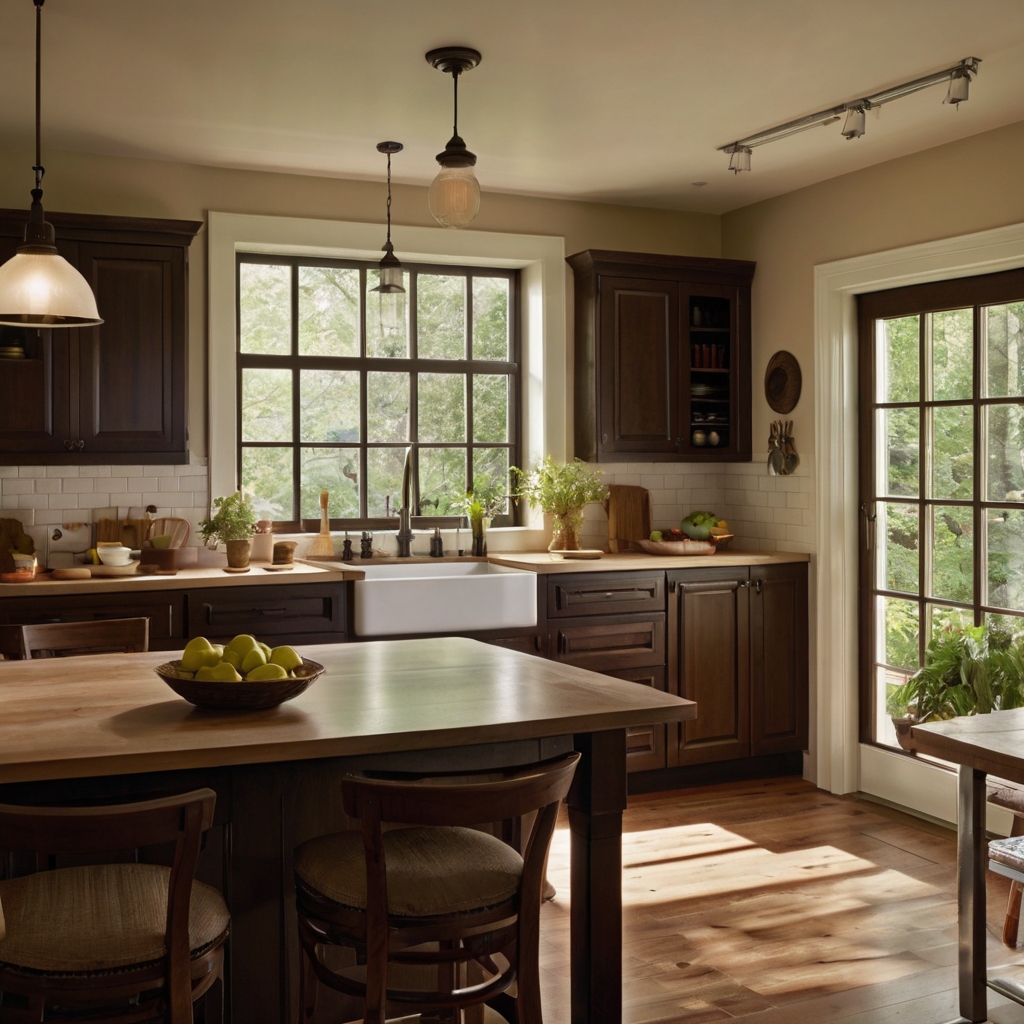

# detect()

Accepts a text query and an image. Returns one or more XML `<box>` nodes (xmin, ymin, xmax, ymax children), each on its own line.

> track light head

<box><xmin>726</xmin><ymin>145</ymin><xmax>751</xmax><ymax>173</ymax></box>
<box><xmin>945</xmin><ymin>69</ymin><xmax>970</xmax><ymax>106</ymax></box>
<box><xmin>841</xmin><ymin>107</ymin><xmax>866</xmax><ymax>140</ymax></box>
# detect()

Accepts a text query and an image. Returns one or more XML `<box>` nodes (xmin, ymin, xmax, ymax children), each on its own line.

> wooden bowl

<box><xmin>154</xmin><ymin>658</ymin><xmax>325</xmax><ymax>711</ymax></box>
<box><xmin>636</xmin><ymin>539</ymin><xmax>715</xmax><ymax>556</ymax></box>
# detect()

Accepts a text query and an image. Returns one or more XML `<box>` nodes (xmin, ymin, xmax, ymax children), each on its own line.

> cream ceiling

<box><xmin>0</xmin><ymin>0</ymin><xmax>1022</xmax><ymax>214</ymax></box>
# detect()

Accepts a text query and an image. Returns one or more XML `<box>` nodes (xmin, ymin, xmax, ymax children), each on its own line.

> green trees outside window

<box><xmin>863</xmin><ymin>286</ymin><xmax>1024</xmax><ymax>747</ymax></box>
<box><xmin>237</xmin><ymin>256</ymin><xmax>518</xmax><ymax>526</ymax></box>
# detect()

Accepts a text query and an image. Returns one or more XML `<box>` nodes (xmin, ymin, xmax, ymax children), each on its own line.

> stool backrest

<box><xmin>0</xmin><ymin>788</ymin><xmax>216</xmax><ymax>1021</ymax></box>
<box><xmin>20</xmin><ymin>617</ymin><xmax>150</xmax><ymax>658</ymax></box>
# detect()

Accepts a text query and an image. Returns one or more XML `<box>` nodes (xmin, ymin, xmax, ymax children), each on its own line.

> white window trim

<box><xmin>815</xmin><ymin>218</ymin><xmax>1024</xmax><ymax>831</ymax></box>
<box><xmin>207</xmin><ymin>212</ymin><xmax>566</xmax><ymax>547</ymax></box>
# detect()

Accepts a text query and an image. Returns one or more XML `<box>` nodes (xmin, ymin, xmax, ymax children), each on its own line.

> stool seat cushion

<box><xmin>989</xmin><ymin>779</ymin><xmax>1024</xmax><ymax>816</ymax></box>
<box><xmin>990</xmin><ymin>835</ymin><xmax>1024</xmax><ymax>876</ymax></box>
<box><xmin>295</xmin><ymin>826</ymin><xmax>523</xmax><ymax>917</ymax></box>
<box><xmin>0</xmin><ymin>863</ymin><xmax>229</xmax><ymax>973</ymax></box>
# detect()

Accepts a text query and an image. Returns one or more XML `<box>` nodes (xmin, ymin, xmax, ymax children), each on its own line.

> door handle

<box><xmin>204</xmin><ymin>602</ymin><xmax>213</xmax><ymax>626</ymax></box>
<box><xmin>754</xmin><ymin>578</ymin><xmax>762</xmax><ymax>595</ymax></box>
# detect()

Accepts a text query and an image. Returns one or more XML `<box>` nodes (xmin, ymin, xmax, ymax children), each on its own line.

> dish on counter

<box><xmin>88</xmin><ymin>561</ymin><xmax>141</xmax><ymax>576</ymax></box>
<box><xmin>636</xmin><ymin>539</ymin><xmax>716</xmax><ymax>556</ymax></box>
<box><xmin>549</xmin><ymin>549</ymin><xmax>603</xmax><ymax>560</ymax></box>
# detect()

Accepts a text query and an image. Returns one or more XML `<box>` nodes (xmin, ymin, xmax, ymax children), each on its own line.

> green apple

<box><xmin>226</xmin><ymin>634</ymin><xmax>260</xmax><ymax>658</ymax></box>
<box><xmin>246</xmin><ymin>663</ymin><xmax>288</xmax><ymax>681</ymax></box>
<box><xmin>258</xmin><ymin>641</ymin><xmax>272</xmax><ymax>660</ymax></box>
<box><xmin>649</xmin><ymin>530</ymin><xmax>663</xmax><ymax>542</ymax></box>
<box><xmin>221</xmin><ymin>649</ymin><xmax>242</xmax><ymax>670</ymax></box>
<box><xmin>195</xmin><ymin>663</ymin><xmax>242</xmax><ymax>683</ymax></box>
<box><xmin>175</xmin><ymin>668</ymin><xmax>195</xmax><ymax>679</ymax></box>
<box><xmin>240</xmin><ymin>647</ymin><xmax>267</xmax><ymax>674</ymax></box>
<box><xmin>269</xmin><ymin>645</ymin><xmax>303</xmax><ymax>672</ymax></box>
<box><xmin>181</xmin><ymin>637</ymin><xmax>220</xmax><ymax>673</ymax></box>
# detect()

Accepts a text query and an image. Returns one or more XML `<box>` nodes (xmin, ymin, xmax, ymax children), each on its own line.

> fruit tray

<box><xmin>155</xmin><ymin>658</ymin><xmax>324</xmax><ymax>710</ymax></box>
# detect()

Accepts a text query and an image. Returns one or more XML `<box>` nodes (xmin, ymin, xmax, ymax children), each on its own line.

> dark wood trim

<box><xmin>0</xmin><ymin>207</ymin><xmax>202</xmax><ymax>246</ymax></box>
<box><xmin>567</xmin><ymin>249</ymin><xmax>756</xmax><ymax>282</ymax></box>
<box><xmin>627</xmin><ymin>751</ymin><xmax>803</xmax><ymax>795</ymax></box>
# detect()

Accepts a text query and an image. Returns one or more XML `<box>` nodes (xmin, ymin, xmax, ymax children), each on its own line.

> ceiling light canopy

<box><xmin>426</xmin><ymin>46</ymin><xmax>482</xmax><ymax>229</ymax></box>
<box><xmin>719</xmin><ymin>56</ymin><xmax>981</xmax><ymax>172</ymax></box>
<box><xmin>0</xmin><ymin>0</ymin><xmax>101</xmax><ymax>328</ymax></box>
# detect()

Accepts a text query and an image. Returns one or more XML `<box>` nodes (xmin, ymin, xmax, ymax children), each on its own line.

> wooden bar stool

<box><xmin>20</xmin><ymin>618</ymin><xmax>150</xmax><ymax>659</ymax></box>
<box><xmin>0</xmin><ymin>789</ymin><xmax>228</xmax><ymax>1023</ymax></box>
<box><xmin>989</xmin><ymin>781</ymin><xmax>1024</xmax><ymax>946</ymax></box>
<box><xmin>294</xmin><ymin>752</ymin><xmax>580</xmax><ymax>1024</ymax></box>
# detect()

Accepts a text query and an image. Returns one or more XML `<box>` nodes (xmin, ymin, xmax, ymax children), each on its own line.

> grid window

<box><xmin>860</xmin><ymin>277</ymin><xmax>1024</xmax><ymax>748</ymax></box>
<box><xmin>236</xmin><ymin>256</ymin><xmax>519</xmax><ymax>527</ymax></box>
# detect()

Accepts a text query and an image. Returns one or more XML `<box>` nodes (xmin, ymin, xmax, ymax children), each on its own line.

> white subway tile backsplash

<box><xmin>17</xmin><ymin>494</ymin><xmax>48</xmax><ymax>510</ymax></box>
<box><xmin>0</xmin><ymin>467</ymin><xmax>18</xmax><ymax>479</ymax></box>
<box><xmin>62</xmin><ymin>478</ymin><xmax>94</xmax><ymax>494</ymax></box>
<box><xmin>17</xmin><ymin>466</ymin><xmax>45</xmax><ymax>478</ymax></box>
<box><xmin>45</xmin><ymin>465</ymin><xmax>79</xmax><ymax>478</ymax></box>
<box><xmin>106</xmin><ymin>492</ymin><xmax>144</xmax><ymax>507</ymax></box>
<box><xmin>2</xmin><ymin>478</ymin><xmax>35</xmax><ymax>495</ymax></box>
<box><xmin>79</xmin><ymin>465</ymin><xmax>112</xmax><ymax>478</ymax></box>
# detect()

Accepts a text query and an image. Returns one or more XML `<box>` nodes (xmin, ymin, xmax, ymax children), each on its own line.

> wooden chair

<box><xmin>294</xmin><ymin>752</ymin><xmax>580</xmax><ymax>1024</ymax></box>
<box><xmin>0</xmin><ymin>788</ymin><xmax>228</xmax><ymax>1023</ymax></box>
<box><xmin>989</xmin><ymin>782</ymin><xmax>1024</xmax><ymax>946</ymax></box>
<box><xmin>20</xmin><ymin>617</ymin><xmax>150</xmax><ymax>659</ymax></box>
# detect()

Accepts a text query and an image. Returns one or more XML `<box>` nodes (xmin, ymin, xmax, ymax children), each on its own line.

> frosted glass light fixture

<box><xmin>0</xmin><ymin>0</ymin><xmax>101</xmax><ymax>327</ymax></box>
<box><xmin>426</xmin><ymin>47</ymin><xmax>482</xmax><ymax>229</ymax></box>
<box><xmin>369</xmin><ymin>142</ymin><xmax>406</xmax><ymax>337</ymax></box>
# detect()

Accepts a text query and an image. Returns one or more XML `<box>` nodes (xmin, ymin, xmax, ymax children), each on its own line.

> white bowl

<box><xmin>97</xmin><ymin>545</ymin><xmax>132</xmax><ymax>566</ymax></box>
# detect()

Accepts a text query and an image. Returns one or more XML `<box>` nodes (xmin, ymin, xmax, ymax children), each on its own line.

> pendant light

<box><xmin>425</xmin><ymin>47</ymin><xmax>482</xmax><ymax>229</ymax></box>
<box><xmin>0</xmin><ymin>0</ymin><xmax>102</xmax><ymax>328</ymax></box>
<box><xmin>369</xmin><ymin>141</ymin><xmax>405</xmax><ymax>337</ymax></box>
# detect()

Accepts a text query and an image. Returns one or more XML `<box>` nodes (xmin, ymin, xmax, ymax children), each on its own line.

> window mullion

<box><xmin>291</xmin><ymin>263</ymin><xmax>301</xmax><ymax>523</ymax></box>
<box><xmin>975</xmin><ymin>303</ymin><xmax>985</xmax><ymax>623</ymax></box>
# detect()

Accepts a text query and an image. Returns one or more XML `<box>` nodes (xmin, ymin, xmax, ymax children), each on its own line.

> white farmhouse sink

<box><xmin>353</xmin><ymin>561</ymin><xmax>537</xmax><ymax>637</ymax></box>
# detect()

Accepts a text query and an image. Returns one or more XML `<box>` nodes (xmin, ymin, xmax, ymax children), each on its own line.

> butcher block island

<box><xmin>0</xmin><ymin>638</ymin><xmax>695</xmax><ymax>1024</ymax></box>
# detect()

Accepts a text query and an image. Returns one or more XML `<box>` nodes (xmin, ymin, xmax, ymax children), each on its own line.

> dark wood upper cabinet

<box><xmin>0</xmin><ymin>210</ymin><xmax>201</xmax><ymax>464</ymax></box>
<box><xmin>568</xmin><ymin>249</ymin><xmax>755</xmax><ymax>462</ymax></box>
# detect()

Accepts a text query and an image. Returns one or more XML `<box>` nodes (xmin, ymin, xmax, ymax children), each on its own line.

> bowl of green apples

<box><xmin>155</xmin><ymin>634</ymin><xmax>324</xmax><ymax>710</ymax></box>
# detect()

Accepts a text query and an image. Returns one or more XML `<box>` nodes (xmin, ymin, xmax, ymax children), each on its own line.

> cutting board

<box><xmin>605</xmin><ymin>485</ymin><xmax>652</xmax><ymax>553</ymax></box>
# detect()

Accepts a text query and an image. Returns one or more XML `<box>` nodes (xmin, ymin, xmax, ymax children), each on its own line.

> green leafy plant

<box><xmin>887</xmin><ymin>623</ymin><xmax>1024</xmax><ymax>722</ymax></box>
<box><xmin>453</xmin><ymin>483</ymin><xmax>506</xmax><ymax>525</ymax></box>
<box><xmin>199</xmin><ymin>493</ymin><xmax>258</xmax><ymax>547</ymax></box>
<box><xmin>512</xmin><ymin>457</ymin><xmax>607</xmax><ymax>543</ymax></box>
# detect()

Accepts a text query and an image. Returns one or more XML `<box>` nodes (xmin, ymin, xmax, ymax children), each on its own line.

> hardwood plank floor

<box><xmin>539</xmin><ymin>777</ymin><xmax>1024</xmax><ymax>1024</ymax></box>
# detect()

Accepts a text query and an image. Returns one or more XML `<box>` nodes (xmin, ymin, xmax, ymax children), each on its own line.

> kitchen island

<box><xmin>0</xmin><ymin>637</ymin><xmax>695</xmax><ymax>1024</ymax></box>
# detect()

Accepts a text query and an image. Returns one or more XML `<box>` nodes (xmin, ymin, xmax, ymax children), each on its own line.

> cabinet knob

<box><xmin>738</xmin><ymin>580</ymin><xmax>749</xmax><ymax>589</ymax></box>
<box><xmin>63</xmin><ymin>439</ymin><xmax>85</xmax><ymax>451</ymax></box>
<box><xmin>602</xmin><ymin>433</ymin><xmax>608</xmax><ymax>444</ymax></box>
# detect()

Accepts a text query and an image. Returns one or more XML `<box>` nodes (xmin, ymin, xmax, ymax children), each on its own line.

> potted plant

<box><xmin>199</xmin><ymin>493</ymin><xmax>258</xmax><ymax>569</ymax></box>
<box><xmin>454</xmin><ymin>483</ymin><xmax>507</xmax><ymax>556</ymax></box>
<box><xmin>887</xmin><ymin>623</ymin><xmax>1024</xmax><ymax>751</ymax></box>
<box><xmin>513</xmin><ymin>456</ymin><xmax>607</xmax><ymax>552</ymax></box>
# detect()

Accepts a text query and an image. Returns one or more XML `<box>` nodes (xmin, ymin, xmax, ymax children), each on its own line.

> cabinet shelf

<box><xmin>689</xmin><ymin>367</ymin><xmax>730</xmax><ymax>374</ymax></box>
<box><xmin>689</xmin><ymin>326</ymin><xmax>731</xmax><ymax>333</ymax></box>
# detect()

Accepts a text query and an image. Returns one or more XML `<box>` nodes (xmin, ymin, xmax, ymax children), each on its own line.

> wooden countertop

<box><xmin>486</xmin><ymin>550</ymin><xmax>810</xmax><ymax>574</ymax></box>
<box><xmin>0</xmin><ymin>638</ymin><xmax>696</xmax><ymax>784</ymax></box>
<box><xmin>0</xmin><ymin>561</ymin><xmax>345</xmax><ymax>598</ymax></box>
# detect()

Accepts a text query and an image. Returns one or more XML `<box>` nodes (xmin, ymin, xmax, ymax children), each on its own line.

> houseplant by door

<box><xmin>200</xmin><ymin>493</ymin><xmax>258</xmax><ymax>569</ymax></box>
<box><xmin>513</xmin><ymin>457</ymin><xmax>607</xmax><ymax>551</ymax></box>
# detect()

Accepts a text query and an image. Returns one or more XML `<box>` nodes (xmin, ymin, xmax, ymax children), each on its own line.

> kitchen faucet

<box><xmin>396</xmin><ymin>447</ymin><xmax>415</xmax><ymax>557</ymax></box>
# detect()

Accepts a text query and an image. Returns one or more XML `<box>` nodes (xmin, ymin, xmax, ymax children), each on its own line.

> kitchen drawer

<box><xmin>485</xmin><ymin>633</ymin><xmax>547</xmax><ymax>656</ymax></box>
<box><xmin>547</xmin><ymin>571</ymin><xmax>665</xmax><ymax>618</ymax></box>
<box><xmin>188</xmin><ymin>584</ymin><xmax>345</xmax><ymax>642</ymax></box>
<box><xmin>550</xmin><ymin>612</ymin><xmax>665</xmax><ymax>671</ymax></box>
<box><xmin>603</xmin><ymin>666</ymin><xmax>668</xmax><ymax>773</ymax></box>
<box><xmin>0</xmin><ymin>593</ymin><xmax>185</xmax><ymax>644</ymax></box>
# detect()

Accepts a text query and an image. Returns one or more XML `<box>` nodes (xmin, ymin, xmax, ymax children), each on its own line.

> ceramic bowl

<box><xmin>97</xmin><ymin>544</ymin><xmax>132</xmax><ymax>566</ymax></box>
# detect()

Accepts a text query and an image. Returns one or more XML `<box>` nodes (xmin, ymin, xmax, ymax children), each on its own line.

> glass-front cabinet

<box><xmin>567</xmin><ymin>250</ymin><xmax>754</xmax><ymax>463</ymax></box>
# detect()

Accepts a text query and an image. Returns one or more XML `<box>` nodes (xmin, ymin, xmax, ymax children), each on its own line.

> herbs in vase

<box><xmin>513</xmin><ymin>456</ymin><xmax>607</xmax><ymax>552</ymax></box>
<box><xmin>454</xmin><ymin>484</ymin><xmax>507</xmax><ymax>556</ymax></box>
<box><xmin>199</xmin><ymin>493</ymin><xmax>258</xmax><ymax>569</ymax></box>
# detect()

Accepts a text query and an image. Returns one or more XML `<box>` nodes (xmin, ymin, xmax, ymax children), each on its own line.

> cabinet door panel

<box><xmin>599</xmin><ymin>277</ymin><xmax>679</xmax><ymax>455</ymax></box>
<box><xmin>551</xmin><ymin>613</ymin><xmax>665</xmax><ymax>672</ymax></box>
<box><xmin>676</xmin><ymin>576</ymin><xmax>750</xmax><ymax>764</ymax></box>
<box><xmin>602</xmin><ymin>665</ymin><xmax>668</xmax><ymax>773</ymax></box>
<box><xmin>750</xmin><ymin>565</ymin><xmax>809</xmax><ymax>755</ymax></box>
<box><xmin>76</xmin><ymin>243</ymin><xmax>186</xmax><ymax>455</ymax></box>
<box><xmin>189</xmin><ymin>584</ymin><xmax>345</xmax><ymax>642</ymax></box>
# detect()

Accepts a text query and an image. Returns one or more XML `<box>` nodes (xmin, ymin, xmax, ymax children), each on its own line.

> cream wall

<box><xmin>722</xmin><ymin>117</ymin><xmax>1024</xmax><ymax>461</ymax></box>
<box><xmin>0</xmin><ymin>146</ymin><xmax>720</xmax><ymax>460</ymax></box>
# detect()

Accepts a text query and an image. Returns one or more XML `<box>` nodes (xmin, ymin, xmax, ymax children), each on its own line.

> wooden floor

<box><xmin>538</xmin><ymin>777</ymin><xmax>1024</xmax><ymax>1024</ymax></box>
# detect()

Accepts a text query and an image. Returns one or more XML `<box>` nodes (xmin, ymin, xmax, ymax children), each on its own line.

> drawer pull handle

<box><xmin>258</xmin><ymin>608</ymin><xmax>288</xmax><ymax>616</ymax></box>
<box><xmin>204</xmin><ymin>603</ymin><xmax>213</xmax><ymax>626</ymax></box>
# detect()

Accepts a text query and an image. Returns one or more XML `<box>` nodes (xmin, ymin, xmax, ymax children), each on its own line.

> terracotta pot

<box><xmin>891</xmin><ymin>716</ymin><xmax>920</xmax><ymax>754</ymax></box>
<box><xmin>225</xmin><ymin>538</ymin><xmax>252</xmax><ymax>569</ymax></box>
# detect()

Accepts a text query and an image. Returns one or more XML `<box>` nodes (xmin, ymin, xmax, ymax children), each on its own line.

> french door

<box><xmin>859</xmin><ymin>268</ymin><xmax>1024</xmax><ymax>747</ymax></box>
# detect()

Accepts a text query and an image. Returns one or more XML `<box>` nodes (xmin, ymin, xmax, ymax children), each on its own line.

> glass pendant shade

<box><xmin>0</xmin><ymin>249</ymin><xmax>102</xmax><ymax>327</ymax></box>
<box><xmin>428</xmin><ymin>165</ymin><xmax>481</xmax><ymax>228</ymax></box>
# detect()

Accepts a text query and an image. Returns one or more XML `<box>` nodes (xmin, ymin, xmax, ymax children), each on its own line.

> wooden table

<box><xmin>911</xmin><ymin>709</ymin><xmax>1024</xmax><ymax>1023</ymax></box>
<box><xmin>0</xmin><ymin>637</ymin><xmax>695</xmax><ymax>1024</ymax></box>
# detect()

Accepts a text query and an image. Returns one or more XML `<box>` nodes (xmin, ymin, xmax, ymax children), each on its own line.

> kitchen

<box><xmin>2</xmin><ymin>2</ymin><xmax>1024</xmax><ymax>1023</ymax></box>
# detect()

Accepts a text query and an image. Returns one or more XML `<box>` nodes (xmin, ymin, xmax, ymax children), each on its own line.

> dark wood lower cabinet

<box><xmin>602</xmin><ymin>666</ymin><xmax>669</xmax><ymax>773</ymax></box>
<box><xmin>674</xmin><ymin>572</ymin><xmax>751</xmax><ymax>765</ymax></box>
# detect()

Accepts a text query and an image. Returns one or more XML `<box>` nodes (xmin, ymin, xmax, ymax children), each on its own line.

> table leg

<box><xmin>958</xmin><ymin>763</ymin><xmax>987</xmax><ymax>1023</ymax></box>
<box><xmin>568</xmin><ymin>730</ymin><xmax>627</xmax><ymax>1024</ymax></box>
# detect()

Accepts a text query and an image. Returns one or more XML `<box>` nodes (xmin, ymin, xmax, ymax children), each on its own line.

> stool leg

<box><xmin>298</xmin><ymin>945</ymin><xmax>318</xmax><ymax>1023</ymax></box>
<box><xmin>1004</xmin><ymin>880</ymin><xmax>1023</xmax><ymax>949</ymax></box>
